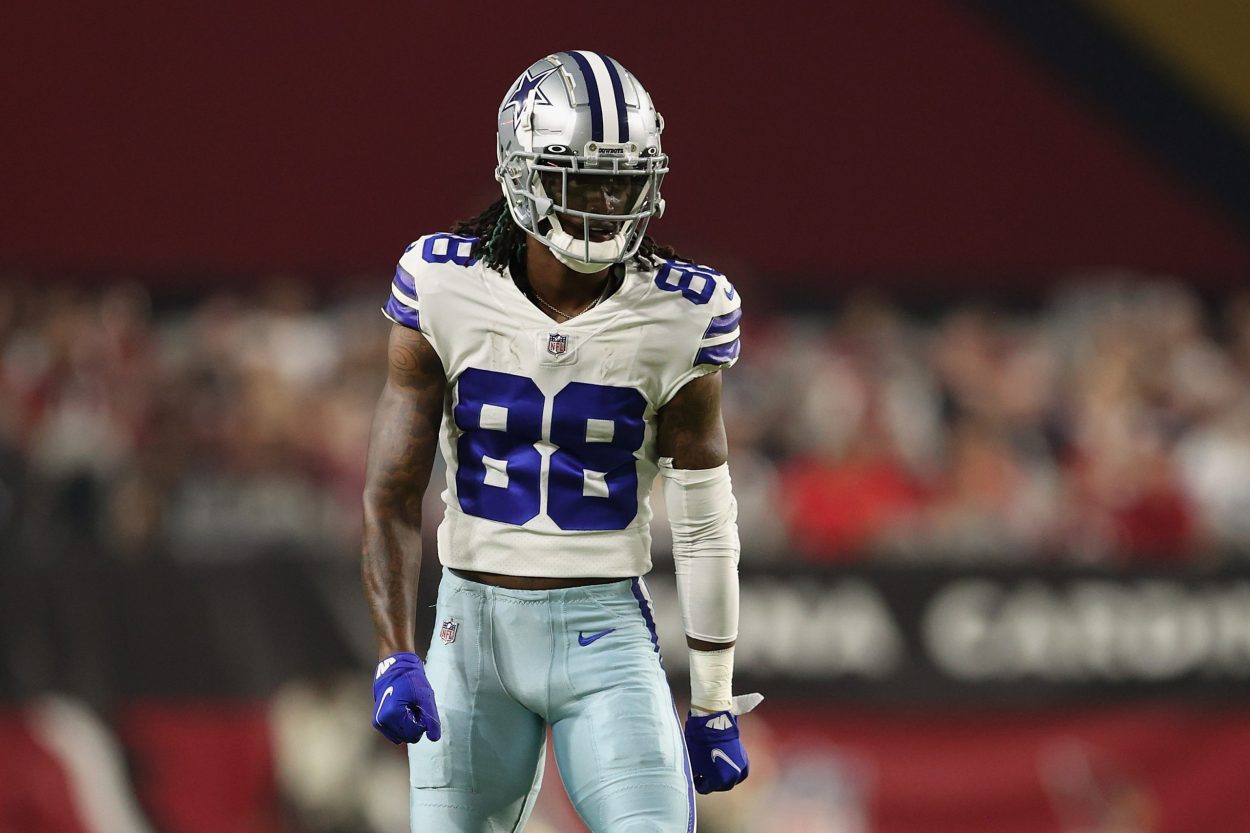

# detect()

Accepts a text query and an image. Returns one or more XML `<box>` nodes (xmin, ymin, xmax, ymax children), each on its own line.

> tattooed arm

<box><xmin>361</xmin><ymin>324</ymin><xmax>447</xmax><ymax>658</ymax></box>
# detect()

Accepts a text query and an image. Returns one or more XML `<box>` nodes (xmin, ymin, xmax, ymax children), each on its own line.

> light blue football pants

<box><xmin>408</xmin><ymin>567</ymin><xmax>695</xmax><ymax>833</ymax></box>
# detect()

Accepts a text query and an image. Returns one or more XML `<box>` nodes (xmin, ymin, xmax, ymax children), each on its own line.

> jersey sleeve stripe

<box><xmin>393</xmin><ymin>265</ymin><xmax>419</xmax><ymax>298</ymax></box>
<box><xmin>694</xmin><ymin>337</ymin><xmax>741</xmax><ymax>368</ymax></box>
<box><xmin>702</xmin><ymin>307</ymin><xmax>741</xmax><ymax>339</ymax></box>
<box><xmin>390</xmin><ymin>284</ymin><xmax>421</xmax><ymax>311</ymax></box>
<box><xmin>381</xmin><ymin>298</ymin><xmax>421</xmax><ymax>330</ymax></box>
<box><xmin>699</xmin><ymin>328</ymin><xmax>740</xmax><ymax>348</ymax></box>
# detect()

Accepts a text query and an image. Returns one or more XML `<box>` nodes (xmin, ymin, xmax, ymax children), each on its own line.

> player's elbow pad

<box><xmin>660</xmin><ymin>459</ymin><xmax>740</xmax><ymax>644</ymax></box>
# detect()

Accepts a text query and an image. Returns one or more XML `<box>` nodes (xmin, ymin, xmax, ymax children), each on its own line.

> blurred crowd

<box><xmin>2</xmin><ymin>275</ymin><xmax>1249</xmax><ymax>567</ymax></box>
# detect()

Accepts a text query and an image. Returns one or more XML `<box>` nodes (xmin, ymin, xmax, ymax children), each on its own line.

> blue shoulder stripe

<box><xmin>382</xmin><ymin>298</ymin><xmax>421</xmax><ymax>330</ymax></box>
<box><xmin>702</xmin><ymin>307</ymin><xmax>741</xmax><ymax>339</ymax></box>
<box><xmin>393</xmin><ymin>265</ymin><xmax>418</xmax><ymax>298</ymax></box>
<box><xmin>694</xmin><ymin>337</ymin><xmax>741</xmax><ymax>367</ymax></box>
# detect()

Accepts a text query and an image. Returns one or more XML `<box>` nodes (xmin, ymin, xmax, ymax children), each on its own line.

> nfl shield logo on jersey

<box><xmin>535</xmin><ymin>329</ymin><xmax>578</xmax><ymax>366</ymax></box>
<box><xmin>440</xmin><ymin>617</ymin><xmax>459</xmax><ymax>644</ymax></box>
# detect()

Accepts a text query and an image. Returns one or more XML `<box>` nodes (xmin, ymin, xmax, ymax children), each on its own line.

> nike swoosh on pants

<box><xmin>577</xmin><ymin>628</ymin><xmax>616</xmax><ymax>646</ymax></box>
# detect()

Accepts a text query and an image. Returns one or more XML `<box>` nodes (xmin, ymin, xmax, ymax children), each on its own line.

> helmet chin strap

<box><xmin>545</xmin><ymin>223</ymin><xmax>628</xmax><ymax>274</ymax></box>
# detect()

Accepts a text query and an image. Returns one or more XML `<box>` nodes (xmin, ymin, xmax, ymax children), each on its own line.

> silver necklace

<box><xmin>530</xmin><ymin>279</ymin><xmax>612</xmax><ymax>321</ymax></box>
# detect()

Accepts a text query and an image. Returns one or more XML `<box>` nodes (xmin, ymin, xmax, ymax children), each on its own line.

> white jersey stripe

<box><xmin>390</xmin><ymin>284</ymin><xmax>421</xmax><ymax>311</ymax></box>
<box><xmin>699</xmin><ymin>328</ymin><xmax>740</xmax><ymax>348</ymax></box>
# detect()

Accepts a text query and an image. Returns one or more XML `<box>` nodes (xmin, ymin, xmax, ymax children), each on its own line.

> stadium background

<box><xmin>4</xmin><ymin>1</ymin><xmax>1250</xmax><ymax>831</ymax></box>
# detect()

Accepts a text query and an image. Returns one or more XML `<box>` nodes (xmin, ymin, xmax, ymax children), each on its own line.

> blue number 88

<box><xmin>454</xmin><ymin>369</ymin><xmax>647</xmax><ymax>530</ymax></box>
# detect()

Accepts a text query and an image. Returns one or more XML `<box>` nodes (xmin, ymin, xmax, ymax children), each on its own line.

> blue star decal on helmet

<box><xmin>501</xmin><ymin>65</ymin><xmax>559</xmax><ymax>124</ymax></box>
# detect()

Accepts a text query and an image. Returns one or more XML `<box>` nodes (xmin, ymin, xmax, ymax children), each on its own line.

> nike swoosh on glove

<box><xmin>371</xmin><ymin>652</ymin><xmax>441</xmax><ymax>744</ymax></box>
<box><xmin>684</xmin><ymin>692</ymin><xmax>763</xmax><ymax>794</ymax></box>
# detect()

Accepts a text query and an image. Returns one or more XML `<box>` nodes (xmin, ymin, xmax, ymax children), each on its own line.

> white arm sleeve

<box><xmin>659</xmin><ymin>458</ymin><xmax>740</xmax><ymax>644</ymax></box>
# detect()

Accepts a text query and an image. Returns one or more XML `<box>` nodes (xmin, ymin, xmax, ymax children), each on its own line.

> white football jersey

<box><xmin>382</xmin><ymin>232</ymin><xmax>741</xmax><ymax>577</ymax></box>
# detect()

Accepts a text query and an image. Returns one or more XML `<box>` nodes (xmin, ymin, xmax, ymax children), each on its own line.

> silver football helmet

<box><xmin>495</xmin><ymin>51</ymin><xmax>668</xmax><ymax>272</ymax></box>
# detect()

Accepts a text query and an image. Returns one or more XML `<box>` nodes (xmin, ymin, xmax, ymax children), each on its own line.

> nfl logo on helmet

<box><xmin>547</xmin><ymin>333</ymin><xmax>568</xmax><ymax>356</ymax></box>
<box><xmin>440</xmin><ymin>618</ymin><xmax>458</xmax><ymax>644</ymax></box>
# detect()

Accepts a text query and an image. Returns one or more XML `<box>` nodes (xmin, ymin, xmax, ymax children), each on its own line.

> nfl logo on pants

<box><xmin>547</xmin><ymin>333</ymin><xmax>567</xmax><ymax>355</ymax></box>
<box><xmin>440</xmin><ymin>617</ymin><xmax>458</xmax><ymax>644</ymax></box>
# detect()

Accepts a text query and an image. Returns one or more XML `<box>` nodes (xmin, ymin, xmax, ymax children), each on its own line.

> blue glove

<box><xmin>371</xmin><ymin>652</ymin><xmax>441</xmax><ymax>744</ymax></box>
<box><xmin>684</xmin><ymin>693</ymin><xmax>762</xmax><ymax>794</ymax></box>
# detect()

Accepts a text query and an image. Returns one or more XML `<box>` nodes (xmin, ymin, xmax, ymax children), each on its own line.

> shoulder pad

<box><xmin>401</xmin><ymin>233</ymin><xmax>480</xmax><ymax>270</ymax></box>
<box><xmin>383</xmin><ymin>233</ymin><xmax>481</xmax><ymax>331</ymax></box>
<box><xmin>651</xmin><ymin>259</ymin><xmax>742</xmax><ymax>369</ymax></box>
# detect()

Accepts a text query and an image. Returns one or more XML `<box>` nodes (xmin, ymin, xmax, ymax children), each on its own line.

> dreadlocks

<box><xmin>451</xmin><ymin>198</ymin><xmax>689</xmax><ymax>273</ymax></box>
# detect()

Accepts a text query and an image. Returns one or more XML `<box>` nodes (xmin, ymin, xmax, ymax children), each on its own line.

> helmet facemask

<box><xmin>500</xmin><ymin>144</ymin><xmax>667</xmax><ymax>272</ymax></box>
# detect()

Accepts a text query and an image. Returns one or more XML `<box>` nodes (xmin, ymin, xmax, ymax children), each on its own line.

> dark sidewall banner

<box><xmin>4</xmin><ymin>558</ymin><xmax>1250</xmax><ymax>701</ymax></box>
<box><xmin>645</xmin><ymin>562</ymin><xmax>1250</xmax><ymax>704</ymax></box>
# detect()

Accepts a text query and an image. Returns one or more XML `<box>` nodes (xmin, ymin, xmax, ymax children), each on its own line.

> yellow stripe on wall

<box><xmin>1083</xmin><ymin>0</ymin><xmax>1250</xmax><ymax>135</ymax></box>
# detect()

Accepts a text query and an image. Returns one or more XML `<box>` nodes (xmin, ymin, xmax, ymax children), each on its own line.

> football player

<box><xmin>361</xmin><ymin>50</ymin><xmax>760</xmax><ymax>832</ymax></box>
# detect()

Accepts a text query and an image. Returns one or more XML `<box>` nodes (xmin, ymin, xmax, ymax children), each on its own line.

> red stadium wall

<box><xmin>6</xmin><ymin>1</ymin><xmax>1250</xmax><ymax>289</ymax></box>
<box><xmin>6</xmin><ymin>703</ymin><xmax>1249</xmax><ymax>833</ymax></box>
<box><xmin>118</xmin><ymin>703</ymin><xmax>282</xmax><ymax>833</ymax></box>
<box><xmin>761</xmin><ymin>706</ymin><xmax>1250</xmax><ymax>833</ymax></box>
<box><xmin>0</xmin><ymin>715</ymin><xmax>88</xmax><ymax>833</ymax></box>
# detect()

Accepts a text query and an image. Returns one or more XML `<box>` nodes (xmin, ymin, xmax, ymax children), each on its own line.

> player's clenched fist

<box><xmin>371</xmin><ymin>653</ymin><xmax>441</xmax><ymax>744</ymax></box>
<box><xmin>685</xmin><ymin>711</ymin><xmax>749</xmax><ymax>793</ymax></box>
<box><xmin>684</xmin><ymin>692</ymin><xmax>762</xmax><ymax>794</ymax></box>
